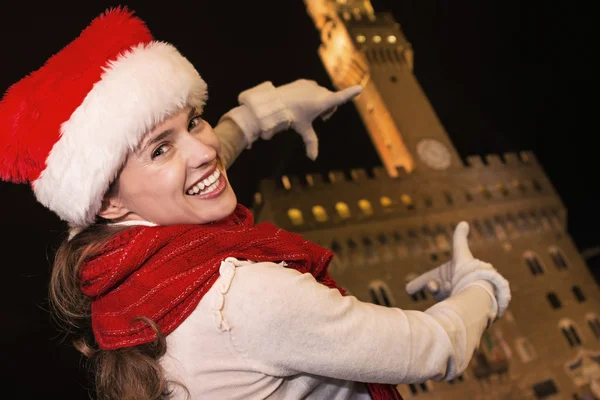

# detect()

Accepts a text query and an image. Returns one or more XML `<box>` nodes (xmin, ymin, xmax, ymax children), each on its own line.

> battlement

<box><xmin>264</xmin><ymin>151</ymin><xmax>543</xmax><ymax>195</ymax></box>
<box><xmin>465</xmin><ymin>151</ymin><xmax>540</xmax><ymax>169</ymax></box>
<box><xmin>255</xmin><ymin>149</ymin><xmax>562</xmax><ymax>235</ymax></box>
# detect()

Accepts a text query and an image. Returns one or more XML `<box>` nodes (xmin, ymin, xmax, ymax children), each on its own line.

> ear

<box><xmin>97</xmin><ymin>191</ymin><xmax>131</xmax><ymax>221</ymax></box>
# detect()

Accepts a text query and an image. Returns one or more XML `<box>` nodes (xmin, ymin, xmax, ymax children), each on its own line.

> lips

<box><xmin>185</xmin><ymin>162</ymin><xmax>217</xmax><ymax>194</ymax></box>
<box><xmin>186</xmin><ymin>169</ymin><xmax>221</xmax><ymax>196</ymax></box>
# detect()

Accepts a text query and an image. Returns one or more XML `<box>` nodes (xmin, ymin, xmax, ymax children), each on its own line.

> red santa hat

<box><xmin>0</xmin><ymin>7</ymin><xmax>207</xmax><ymax>227</ymax></box>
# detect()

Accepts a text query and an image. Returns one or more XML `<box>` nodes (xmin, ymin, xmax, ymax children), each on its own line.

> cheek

<box><xmin>202</xmin><ymin>126</ymin><xmax>222</xmax><ymax>153</ymax></box>
<box><xmin>123</xmin><ymin>164</ymin><xmax>184</xmax><ymax>200</ymax></box>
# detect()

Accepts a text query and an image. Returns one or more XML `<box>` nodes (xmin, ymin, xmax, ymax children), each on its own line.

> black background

<box><xmin>0</xmin><ymin>1</ymin><xmax>595</xmax><ymax>398</ymax></box>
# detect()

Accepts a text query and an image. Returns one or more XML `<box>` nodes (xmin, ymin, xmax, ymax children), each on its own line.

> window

<box><xmin>280</xmin><ymin>175</ymin><xmax>291</xmax><ymax>190</ymax></box>
<box><xmin>532</xmin><ymin>379</ymin><xmax>558</xmax><ymax>399</ymax></box>
<box><xmin>559</xmin><ymin>319</ymin><xmax>582</xmax><ymax>347</ymax></box>
<box><xmin>368</xmin><ymin>280</ymin><xmax>395</xmax><ymax>307</ymax></box>
<box><xmin>362</xmin><ymin>236</ymin><xmax>377</xmax><ymax>262</ymax></box>
<box><xmin>380</xmin><ymin>196</ymin><xmax>392</xmax><ymax>208</ymax></box>
<box><xmin>512</xmin><ymin>179</ymin><xmax>526</xmax><ymax>194</ymax></box>
<box><xmin>405</xmin><ymin>273</ymin><xmax>427</xmax><ymax>302</ymax></box>
<box><xmin>358</xmin><ymin>199</ymin><xmax>373</xmax><ymax>216</ymax></box>
<box><xmin>497</xmin><ymin>183</ymin><xmax>509</xmax><ymax>196</ymax></box>
<box><xmin>448</xmin><ymin>375</ymin><xmax>465</xmax><ymax>384</ymax></box>
<box><xmin>586</xmin><ymin>313</ymin><xmax>600</xmax><ymax>339</ymax></box>
<box><xmin>407</xmin><ymin>381</ymin><xmax>431</xmax><ymax>395</ymax></box>
<box><xmin>478</xmin><ymin>184</ymin><xmax>492</xmax><ymax>199</ymax></box>
<box><xmin>335</xmin><ymin>202</ymin><xmax>351</xmax><ymax>219</ymax></box>
<box><xmin>401</xmin><ymin>194</ymin><xmax>415</xmax><ymax>210</ymax></box>
<box><xmin>572</xmin><ymin>286</ymin><xmax>586</xmax><ymax>302</ymax></box>
<box><xmin>515</xmin><ymin>337</ymin><xmax>537</xmax><ymax>363</ymax></box>
<box><xmin>287</xmin><ymin>208</ymin><xmax>303</xmax><ymax>225</ymax></box>
<box><xmin>493</xmin><ymin>216</ymin><xmax>508</xmax><ymax>240</ymax></box>
<box><xmin>347</xmin><ymin>238</ymin><xmax>358</xmax><ymax>251</ymax></box>
<box><xmin>423</xmin><ymin>195</ymin><xmax>433</xmax><ymax>208</ymax></box>
<box><xmin>443</xmin><ymin>191</ymin><xmax>453</xmax><ymax>205</ymax></box>
<box><xmin>330</xmin><ymin>240</ymin><xmax>342</xmax><ymax>254</ymax></box>
<box><xmin>524</xmin><ymin>251</ymin><xmax>544</xmax><ymax>275</ymax></box>
<box><xmin>312</xmin><ymin>205</ymin><xmax>328</xmax><ymax>222</ymax></box>
<box><xmin>549</xmin><ymin>246</ymin><xmax>569</xmax><ymax>270</ymax></box>
<box><xmin>547</xmin><ymin>292</ymin><xmax>562</xmax><ymax>309</ymax></box>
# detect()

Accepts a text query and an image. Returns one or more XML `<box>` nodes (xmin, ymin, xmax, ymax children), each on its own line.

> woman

<box><xmin>0</xmin><ymin>7</ymin><xmax>510</xmax><ymax>400</ymax></box>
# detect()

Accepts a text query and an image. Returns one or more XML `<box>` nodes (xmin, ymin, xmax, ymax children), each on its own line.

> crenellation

<box><xmin>466</xmin><ymin>155</ymin><xmax>485</xmax><ymax>168</ymax></box>
<box><xmin>327</xmin><ymin>170</ymin><xmax>346</xmax><ymax>184</ymax></box>
<box><xmin>350</xmin><ymin>168</ymin><xmax>369</xmax><ymax>181</ymax></box>
<box><xmin>485</xmin><ymin>154</ymin><xmax>504</xmax><ymax>167</ymax></box>
<box><xmin>306</xmin><ymin>172</ymin><xmax>326</xmax><ymax>187</ymax></box>
<box><xmin>371</xmin><ymin>166</ymin><xmax>389</xmax><ymax>179</ymax></box>
<box><xmin>287</xmin><ymin>174</ymin><xmax>304</xmax><ymax>190</ymax></box>
<box><xmin>502</xmin><ymin>152</ymin><xmax>521</xmax><ymax>165</ymax></box>
<box><xmin>519</xmin><ymin>150</ymin><xmax>538</xmax><ymax>164</ymax></box>
<box><xmin>395</xmin><ymin>166</ymin><xmax>408</xmax><ymax>177</ymax></box>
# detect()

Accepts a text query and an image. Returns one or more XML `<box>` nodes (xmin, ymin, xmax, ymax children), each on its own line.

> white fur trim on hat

<box><xmin>32</xmin><ymin>41</ymin><xmax>207</xmax><ymax>227</ymax></box>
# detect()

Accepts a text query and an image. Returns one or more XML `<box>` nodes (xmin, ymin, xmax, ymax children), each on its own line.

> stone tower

<box><xmin>253</xmin><ymin>1</ymin><xmax>600</xmax><ymax>398</ymax></box>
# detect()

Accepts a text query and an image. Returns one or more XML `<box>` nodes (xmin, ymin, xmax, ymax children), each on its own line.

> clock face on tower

<box><xmin>416</xmin><ymin>139</ymin><xmax>452</xmax><ymax>170</ymax></box>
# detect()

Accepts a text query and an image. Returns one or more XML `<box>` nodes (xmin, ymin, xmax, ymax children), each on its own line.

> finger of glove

<box><xmin>453</xmin><ymin>221</ymin><xmax>474</xmax><ymax>263</ymax></box>
<box><xmin>322</xmin><ymin>85</ymin><xmax>363</xmax><ymax>111</ymax></box>
<box><xmin>320</xmin><ymin>106</ymin><xmax>338</xmax><ymax>121</ymax></box>
<box><xmin>405</xmin><ymin>269</ymin><xmax>439</xmax><ymax>295</ymax></box>
<box><xmin>297</xmin><ymin>124</ymin><xmax>319</xmax><ymax>160</ymax></box>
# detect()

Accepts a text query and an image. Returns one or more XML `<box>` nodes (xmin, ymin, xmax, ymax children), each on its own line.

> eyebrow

<box><xmin>139</xmin><ymin>128</ymin><xmax>174</xmax><ymax>154</ymax></box>
<box><xmin>139</xmin><ymin>108</ymin><xmax>199</xmax><ymax>154</ymax></box>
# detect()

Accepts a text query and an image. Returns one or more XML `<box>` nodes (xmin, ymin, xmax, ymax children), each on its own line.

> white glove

<box><xmin>219</xmin><ymin>79</ymin><xmax>363</xmax><ymax>160</ymax></box>
<box><xmin>405</xmin><ymin>222</ymin><xmax>511</xmax><ymax>318</ymax></box>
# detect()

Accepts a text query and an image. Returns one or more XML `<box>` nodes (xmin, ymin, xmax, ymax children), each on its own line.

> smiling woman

<box><xmin>0</xmin><ymin>6</ymin><xmax>511</xmax><ymax>400</ymax></box>
<box><xmin>98</xmin><ymin>106</ymin><xmax>239</xmax><ymax>227</ymax></box>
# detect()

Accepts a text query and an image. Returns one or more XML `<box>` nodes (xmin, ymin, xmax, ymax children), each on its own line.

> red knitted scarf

<box><xmin>80</xmin><ymin>204</ymin><xmax>402</xmax><ymax>400</ymax></box>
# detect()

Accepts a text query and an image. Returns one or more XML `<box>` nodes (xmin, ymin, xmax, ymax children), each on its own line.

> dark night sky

<box><xmin>0</xmin><ymin>1</ymin><xmax>595</xmax><ymax>398</ymax></box>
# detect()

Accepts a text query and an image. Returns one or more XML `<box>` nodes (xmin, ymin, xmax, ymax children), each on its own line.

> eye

<box><xmin>188</xmin><ymin>115</ymin><xmax>204</xmax><ymax>131</ymax></box>
<box><xmin>151</xmin><ymin>144</ymin><xmax>170</xmax><ymax>159</ymax></box>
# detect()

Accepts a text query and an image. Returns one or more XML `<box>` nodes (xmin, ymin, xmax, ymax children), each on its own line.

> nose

<box><xmin>181</xmin><ymin>133</ymin><xmax>217</xmax><ymax>169</ymax></box>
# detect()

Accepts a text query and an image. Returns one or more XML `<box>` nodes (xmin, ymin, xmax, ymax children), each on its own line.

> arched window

<box><xmin>358</xmin><ymin>199</ymin><xmax>373</xmax><ymax>216</ymax></box>
<box><xmin>586</xmin><ymin>313</ymin><xmax>600</xmax><ymax>339</ymax></box>
<box><xmin>312</xmin><ymin>205</ymin><xmax>328</xmax><ymax>222</ymax></box>
<box><xmin>405</xmin><ymin>273</ymin><xmax>427</xmax><ymax>302</ymax></box>
<box><xmin>559</xmin><ymin>319</ymin><xmax>583</xmax><ymax>347</ymax></box>
<box><xmin>287</xmin><ymin>208</ymin><xmax>303</xmax><ymax>226</ymax></box>
<box><xmin>548</xmin><ymin>246</ymin><xmax>569</xmax><ymax>270</ymax></box>
<box><xmin>514</xmin><ymin>337</ymin><xmax>537</xmax><ymax>363</ymax></box>
<box><xmin>368</xmin><ymin>280</ymin><xmax>396</xmax><ymax>307</ymax></box>
<box><xmin>524</xmin><ymin>251</ymin><xmax>544</xmax><ymax>276</ymax></box>
<box><xmin>547</xmin><ymin>292</ymin><xmax>562</xmax><ymax>309</ymax></box>
<box><xmin>335</xmin><ymin>202</ymin><xmax>351</xmax><ymax>219</ymax></box>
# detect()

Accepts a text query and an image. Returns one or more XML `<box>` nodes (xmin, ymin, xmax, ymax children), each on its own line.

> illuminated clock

<box><xmin>416</xmin><ymin>139</ymin><xmax>452</xmax><ymax>170</ymax></box>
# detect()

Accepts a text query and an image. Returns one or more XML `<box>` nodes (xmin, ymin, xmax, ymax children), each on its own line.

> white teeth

<box><xmin>186</xmin><ymin>169</ymin><xmax>221</xmax><ymax>195</ymax></box>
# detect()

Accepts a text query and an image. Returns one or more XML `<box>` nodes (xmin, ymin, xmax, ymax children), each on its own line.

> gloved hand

<box><xmin>218</xmin><ymin>79</ymin><xmax>363</xmax><ymax>160</ymax></box>
<box><xmin>405</xmin><ymin>222</ymin><xmax>511</xmax><ymax>317</ymax></box>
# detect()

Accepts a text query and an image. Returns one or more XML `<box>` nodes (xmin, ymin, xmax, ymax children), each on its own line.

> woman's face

<box><xmin>104</xmin><ymin>106</ymin><xmax>237</xmax><ymax>225</ymax></box>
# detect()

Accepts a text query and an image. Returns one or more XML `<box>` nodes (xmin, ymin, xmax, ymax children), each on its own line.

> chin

<box><xmin>204</xmin><ymin>188</ymin><xmax>237</xmax><ymax>223</ymax></box>
<box><xmin>222</xmin><ymin>189</ymin><xmax>238</xmax><ymax>214</ymax></box>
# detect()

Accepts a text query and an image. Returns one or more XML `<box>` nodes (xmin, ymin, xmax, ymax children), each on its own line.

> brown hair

<box><xmin>49</xmin><ymin>223</ymin><xmax>187</xmax><ymax>400</ymax></box>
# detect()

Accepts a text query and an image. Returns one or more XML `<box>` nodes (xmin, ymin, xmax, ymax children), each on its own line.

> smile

<box><xmin>186</xmin><ymin>168</ymin><xmax>226</xmax><ymax>199</ymax></box>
